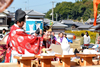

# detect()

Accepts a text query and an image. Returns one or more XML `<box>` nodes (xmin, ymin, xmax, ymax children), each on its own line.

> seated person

<box><xmin>42</xmin><ymin>26</ymin><xmax>60</xmax><ymax>53</ymax></box>
<box><xmin>51</xmin><ymin>32</ymin><xmax>57</xmax><ymax>41</ymax></box>
<box><xmin>57</xmin><ymin>32</ymin><xmax>70</xmax><ymax>55</ymax></box>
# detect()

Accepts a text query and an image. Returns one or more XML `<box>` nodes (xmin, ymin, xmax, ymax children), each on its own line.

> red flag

<box><xmin>93</xmin><ymin>0</ymin><xmax>100</xmax><ymax>26</ymax></box>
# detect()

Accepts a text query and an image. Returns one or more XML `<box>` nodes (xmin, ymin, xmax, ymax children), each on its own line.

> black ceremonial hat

<box><xmin>15</xmin><ymin>9</ymin><xmax>26</xmax><ymax>21</ymax></box>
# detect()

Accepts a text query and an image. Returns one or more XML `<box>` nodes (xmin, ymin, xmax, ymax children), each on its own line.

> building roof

<box><xmin>24</xmin><ymin>10</ymin><xmax>45</xmax><ymax>16</ymax></box>
<box><xmin>78</xmin><ymin>25</ymin><xmax>93</xmax><ymax>29</ymax></box>
<box><xmin>89</xmin><ymin>19</ymin><xmax>100</xmax><ymax>23</ymax></box>
<box><xmin>65</xmin><ymin>28</ymin><xmax>79</xmax><ymax>30</ymax></box>
<box><xmin>88</xmin><ymin>14</ymin><xmax>100</xmax><ymax>23</ymax></box>
<box><xmin>53</xmin><ymin>21</ymin><xmax>68</xmax><ymax>27</ymax></box>
<box><xmin>8</xmin><ymin>12</ymin><xmax>15</xmax><ymax>20</ymax></box>
<box><xmin>0</xmin><ymin>13</ymin><xmax>7</xmax><ymax>17</ymax></box>
<box><xmin>61</xmin><ymin>20</ymin><xmax>75</xmax><ymax>24</ymax></box>
<box><xmin>90</xmin><ymin>24</ymin><xmax>100</xmax><ymax>29</ymax></box>
<box><xmin>0</xmin><ymin>10</ymin><xmax>10</xmax><ymax>17</ymax></box>
<box><xmin>3</xmin><ymin>10</ymin><xmax>10</xmax><ymax>15</ymax></box>
<box><xmin>86</xmin><ymin>18</ymin><xmax>94</xmax><ymax>23</ymax></box>
<box><xmin>89</xmin><ymin>29</ymin><xmax>95</xmax><ymax>31</ymax></box>
<box><xmin>44</xmin><ymin>18</ymin><xmax>51</xmax><ymax>23</ymax></box>
<box><xmin>61</xmin><ymin>20</ymin><xmax>84</xmax><ymax>27</ymax></box>
<box><xmin>74</xmin><ymin>22</ymin><xmax>84</xmax><ymax>26</ymax></box>
<box><xmin>46</xmin><ymin>21</ymin><xmax>68</xmax><ymax>27</ymax></box>
<box><xmin>88</xmin><ymin>24</ymin><xmax>100</xmax><ymax>31</ymax></box>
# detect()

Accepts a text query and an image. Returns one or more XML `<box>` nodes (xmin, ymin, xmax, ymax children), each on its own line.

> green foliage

<box><xmin>45</xmin><ymin>9</ymin><xmax>52</xmax><ymax>20</ymax></box>
<box><xmin>45</xmin><ymin>0</ymin><xmax>94</xmax><ymax>21</ymax></box>
<box><xmin>82</xmin><ymin>0</ymin><xmax>87</xmax><ymax>3</ymax></box>
<box><xmin>77</xmin><ymin>17</ymin><xmax>81</xmax><ymax>21</ymax></box>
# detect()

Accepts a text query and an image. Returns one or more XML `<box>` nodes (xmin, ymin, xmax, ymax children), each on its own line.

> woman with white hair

<box><xmin>57</xmin><ymin>32</ymin><xmax>71</xmax><ymax>55</ymax></box>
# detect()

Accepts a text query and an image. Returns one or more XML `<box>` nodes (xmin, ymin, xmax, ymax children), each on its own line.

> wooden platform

<box><xmin>0</xmin><ymin>63</ymin><xmax>18</xmax><ymax>67</ymax></box>
<box><xmin>0</xmin><ymin>61</ymin><xmax>99</xmax><ymax>67</ymax></box>
<box><xmin>76</xmin><ymin>53</ymin><xmax>97</xmax><ymax>66</ymax></box>
<box><xmin>14</xmin><ymin>56</ymin><xmax>35</xmax><ymax>67</ymax></box>
<box><xmin>72</xmin><ymin>65</ymin><xmax>100</xmax><ymax>67</ymax></box>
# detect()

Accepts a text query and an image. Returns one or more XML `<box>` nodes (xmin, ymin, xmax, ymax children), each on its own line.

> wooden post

<box><xmin>35</xmin><ymin>55</ymin><xmax>55</xmax><ymax>67</ymax></box>
<box><xmin>59</xmin><ymin>59</ymin><xmax>62</xmax><ymax>65</ymax></box>
<box><xmin>96</xmin><ymin>54</ymin><xmax>100</xmax><ymax>65</ymax></box>
<box><xmin>80</xmin><ymin>57</ymin><xmax>92</xmax><ymax>66</ymax></box>
<box><xmin>62</xmin><ymin>58</ymin><xmax>70</xmax><ymax>67</ymax></box>
<box><xmin>76</xmin><ymin>53</ymin><xmax>96</xmax><ymax>66</ymax></box>
<box><xmin>37</xmin><ymin>60</ymin><xmax>41</xmax><ymax>66</ymax></box>
<box><xmin>55</xmin><ymin>54</ymin><xmax>75</xmax><ymax>67</ymax></box>
<box><xmin>17</xmin><ymin>60</ymin><xmax>20</xmax><ymax>67</ymax></box>
<box><xmin>18</xmin><ymin>60</ymin><xmax>31</xmax><ymax>67</ymax></box>
<box><xmin>41</xmin><ymin>59</ymin><xmax>51</xmax><ymax>67</ymax></box>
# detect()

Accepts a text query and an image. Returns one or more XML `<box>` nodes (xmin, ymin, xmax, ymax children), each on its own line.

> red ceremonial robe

<box><xmin>5</xmin><ymin>24</ymin><xmax>43</xmax><ymax>63</ymax></box>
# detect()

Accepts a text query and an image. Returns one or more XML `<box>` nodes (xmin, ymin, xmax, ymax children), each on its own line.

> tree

<box><xmin>82</xmin><ymin>0</ymin><xmax>87</xmax><ymax>3</ymax></box>
<box><xmin>45</xmin><ymin>9</ymin><xmax>52</xmax><ymax>20</ymax></box>
<box><xmin>77</xmin><ymin>17</ymin><xmax>81</xmax><ymax>21</ymax></box>
<box><xmin>45</xmin><ymin>1</ymin><xmax>94</xmax><ymax>22</ymax></box>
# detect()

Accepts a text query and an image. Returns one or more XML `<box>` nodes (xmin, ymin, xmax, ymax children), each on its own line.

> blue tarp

<box><xmin>67</xmin><ymin>38</ymin><xmax>73</xmax><ymax>43</ymax></box>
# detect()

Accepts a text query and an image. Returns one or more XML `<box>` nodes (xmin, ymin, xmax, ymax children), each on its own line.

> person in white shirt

<box><xmin>84</xmin><ymin>31</ymin><xmax>90</xmax><ymax>47</ymax></box>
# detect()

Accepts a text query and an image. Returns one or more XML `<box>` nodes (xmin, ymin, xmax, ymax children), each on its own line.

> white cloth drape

<box><xmin>57</xmin><ymin>37</ymin><xmax>73</xmax><ymax>55</ymax></box>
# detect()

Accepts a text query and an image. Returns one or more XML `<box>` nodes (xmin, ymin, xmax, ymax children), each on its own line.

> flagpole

<box><xmin>52</xmin><ymin>1</ymin><xmax>55</xmax><ymax>21</ymax></box>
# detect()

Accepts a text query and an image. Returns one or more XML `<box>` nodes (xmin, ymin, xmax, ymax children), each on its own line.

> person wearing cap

<box><xmin>5</xmin><ymin>9</ymin><xmax>43</xmax><ymax>63</ymax></box>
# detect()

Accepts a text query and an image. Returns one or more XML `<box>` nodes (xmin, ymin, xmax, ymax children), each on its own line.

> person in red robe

<box><xmin>5</xmin><ymin>9</ymin><xmax>43</xmax><ymax>63</ymax></box>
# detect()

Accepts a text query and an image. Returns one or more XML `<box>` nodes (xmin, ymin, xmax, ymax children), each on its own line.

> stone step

<box><xmin>0</xmin><ymin>63</ymin><xmax>18</xmax><ymax>67</ymax></box>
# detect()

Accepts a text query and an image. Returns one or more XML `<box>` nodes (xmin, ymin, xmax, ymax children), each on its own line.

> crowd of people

<box><xmin>0</xmin><ymin>0</ymin><xmax>100</xmax><ymax>65</ymax></box>
<box><xmin>80</xmin><ymin>31</ymin><xmax>91</xmax><ymax>48</ymax></box>
<box><xmin>2</xmin><ymin>9</ymin><xmax>74</xmax><ymax>63</ymax></box>
<box><xmin>1</xmin><ymin>9</ymin><xmax>99</xmax><ymax>63</ymax></box>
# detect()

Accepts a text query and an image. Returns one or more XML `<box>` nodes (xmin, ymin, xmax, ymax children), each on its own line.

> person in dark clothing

<box><xmin>64</xmin><ymin>34</ymin><xmax>73</xmax><ymax>43</ymax></box>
